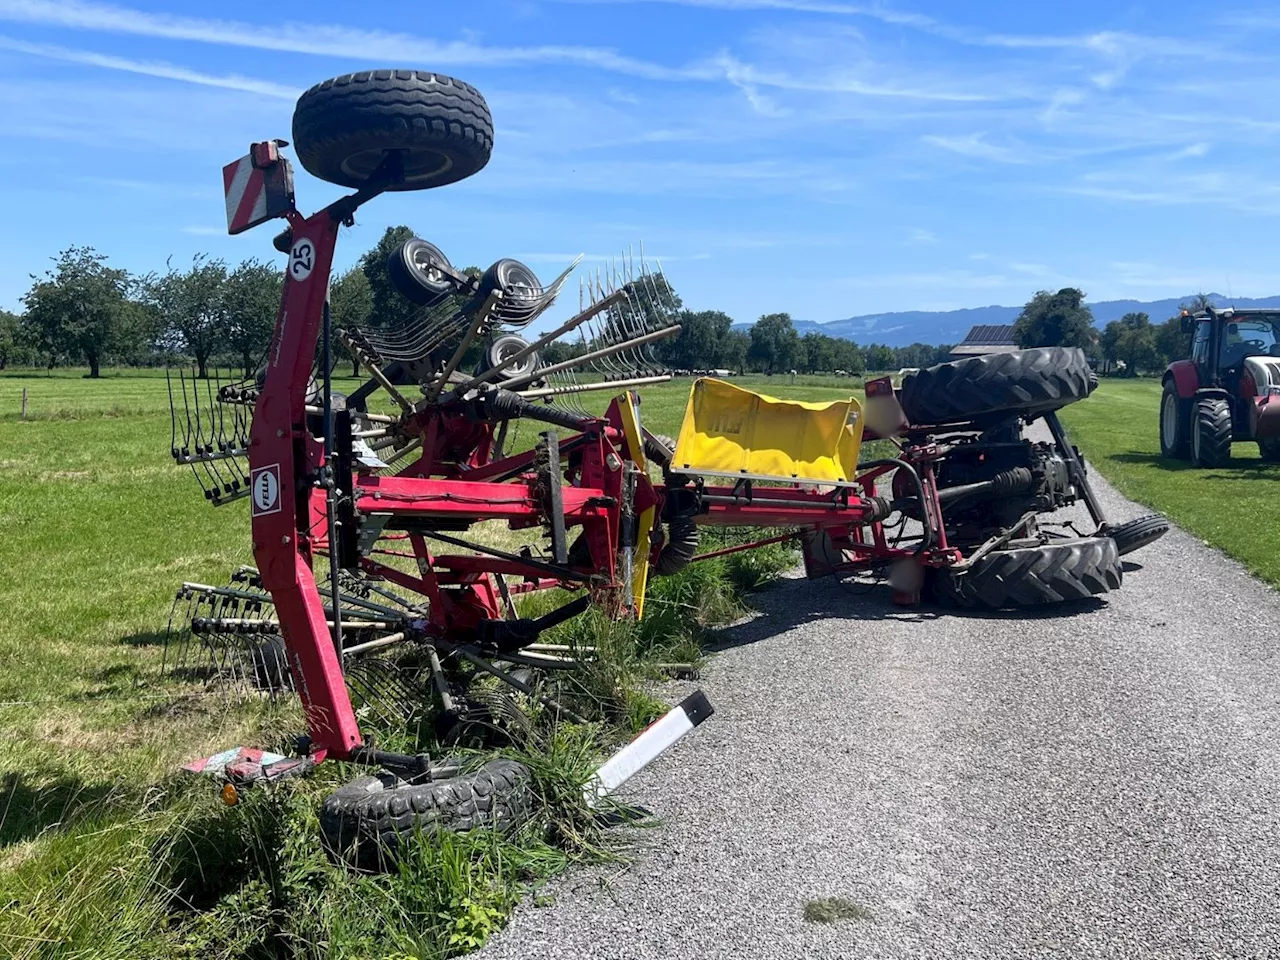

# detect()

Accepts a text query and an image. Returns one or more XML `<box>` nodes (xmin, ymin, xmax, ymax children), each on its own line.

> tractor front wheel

<box><xmin>1191</xmin><ymin>397</ymin><xmax>1232</xmax><ymax>467</ymax></box>
<box><xmin>1259</xmin><ymin>438</ymin><xmax>1280</xmax><ymax>462</ymax></box>
<box><xmin>320</xmin><ymin>759</ymin><xmax>532</xmax><ymax>872</ymax></box>
<box><xmin>1159</xmin><ymin>382</ymin><xmax>1191</xmax><ymax>460</ymax></box>
<box><xmin>930</xmin><ymin>536</ymin><xmax>1122</xmax><ymax>609</ymax></box>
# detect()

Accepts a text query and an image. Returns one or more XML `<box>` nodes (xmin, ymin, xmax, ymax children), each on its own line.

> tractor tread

<box><xmin>1192</xmin><ymin>396</ymin><xmax>1232</xmax><ymax>467</ymax></box>
<box><xmin>901</xmin><ymin>347</ymin><xmax>1094</xmax><ymax>425</ymax></box>
<box><xmin>932</xmin><ymin>536</ymin><xmax>1122</xmax><ymax>610</ymax></box>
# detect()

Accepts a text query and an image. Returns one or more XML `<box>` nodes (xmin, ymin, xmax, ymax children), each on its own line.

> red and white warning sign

<box><xmin>222</xmin><ymin>142</ymin><xmax>295</xmax><ymax>235</ymax></box>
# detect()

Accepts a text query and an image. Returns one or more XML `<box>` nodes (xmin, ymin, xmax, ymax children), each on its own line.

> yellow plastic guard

<box><xmin>613</xmin><ymin>390</ymin><xmax>655</xmax><ymax>619</ymax></box>
<box><xmin>672</xmin><ymin>378</ymin><xmax>863</xmax><ymax>484</ymax></box>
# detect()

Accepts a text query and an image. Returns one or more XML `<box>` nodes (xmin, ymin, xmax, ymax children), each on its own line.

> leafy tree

<box><xmin>1113</xmin><ymin>312</ymin><xmax>1158</xmax><ymax>375</ymax></box>
<box><xmin>146</xmin><ymin>255</ymin><xmax>229</xmax><ymax>378</ymax></box>
<box><xmin>718</xmin><ymin>330</ymin><xmax>749</xmax><ymax>372</ymax></box>
<box><xmin>801</xmin><ymin>332</ymin><xmax>835</xmax><ymax>373</ymax></box>
<box><xmin>1154</xmin><ymin>315</ymin><xmax>1189</xmax><ymax>366</ymax></box>
<box><xmin>664</xmin><ymin>309</ymin><xmax>733</xmax><ymax>370</ymax></box>
<box><xmin>865</xmin><ymin>343</ymin><xmax>896</xmax><ymax>371</ymax></box>
<box><xmin>223</xmin><ymin>259</ymin><xmax>283</xmax><ymax>376</ymax></box>
<box><xmin>359</xmin><ymin>226</ymin><xmax>418</xmax><ymax>333</ymax></box>
<box><xmin>1012</xmin><ymin>288</ymin><xmax>1096</xmax><ymax>352</ymax></box>
<box><xmin>747</xmin><ymin>313</ymin><xmax>798</xmax><ymax>374</ymax></box>
<box><xmin>831</xmin><ymin>338</ymin><xmax>865</xmax><ymax>375</ymax></box>
<box><xmin>22</xmin><ymin>246</ymin><xmax>132</xmax><ymax>378</ymax></box>
<box><xmin>330</xmin><ymin>267</ymin><xmax>373</xmax><ymax>375</ymax></box>
<box><xmin>0</xmin><ymin>310</ymin><xmax>24</xmax><ymax>369</ymax></box>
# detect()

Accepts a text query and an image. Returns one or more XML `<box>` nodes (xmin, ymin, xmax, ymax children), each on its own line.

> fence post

<box><xmin>20</xmin><ymin>387</ymin><xmax>27</xmax><ymax>420</ymax></box>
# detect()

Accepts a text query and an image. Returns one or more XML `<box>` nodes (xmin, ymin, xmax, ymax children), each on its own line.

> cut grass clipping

<box><xmin>803</xmin><ymin>897</ymin><xmax>872</xmax><ymax>924</ymax></box>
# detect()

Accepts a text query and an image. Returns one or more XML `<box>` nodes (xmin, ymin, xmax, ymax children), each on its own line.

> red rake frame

<box><xmin>233</xmin><ymin>142</ymin><xmax>956</xmax><ymax>767</ymax></box>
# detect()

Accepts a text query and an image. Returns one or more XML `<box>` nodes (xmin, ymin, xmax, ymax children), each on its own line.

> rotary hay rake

<box><xmin>162</xmin><ymin>69</ymin><xmax>1166</xmax><ymax>870</ymax></box>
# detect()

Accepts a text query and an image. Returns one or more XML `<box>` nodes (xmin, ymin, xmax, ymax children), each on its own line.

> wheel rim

<box><xmin>410</xmin><ymin>246</ymin><xmax>447</xmax><ymax>287</ymax></box>
<box><xmin>1161</xmin><ymin>392</ymin><xmax>1176</xmax><ymax>447</ymax></box>
<box><xmin>341</xmin><ymin>147</ymin><xmax>453</xmax><ymax>184</ymax></box>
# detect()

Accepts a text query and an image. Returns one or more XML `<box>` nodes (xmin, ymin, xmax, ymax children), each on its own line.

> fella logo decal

<box><xmin>251</xmin><ymin>464</ymin><xmax>282</xmax><ymax>516</ymax></box>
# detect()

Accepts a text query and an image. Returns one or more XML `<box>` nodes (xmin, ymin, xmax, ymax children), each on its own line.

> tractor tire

<box><xmin>1191</xmin><ymin>396</ymin><xmax>1232</xmax><ymax>467</ymax></box>
<box><xmin>900</xmin><ymin>347</ymin><xmax>1094</xmax><ymax>425</ymax></box>
<box><xmin>1108</xmin><ymin>514</ymin><xmax>1170</xmax><ymax>557</ymax></box>
<box><xmin>1259</xmin><ymin>438</ymin><xmax>1280</xmax><ymax>462</ymax></box>
<box><xmin>292</xmin><ymin>70</ymin><xmax>493</xmax><ymax>192</ymax></box>
<box><xmin>320</xmin><ymin>759</ymin><xmax>532</xmax><ymax>872</ymax></box>
<box><xmin>1159</xmin><ymin>381</ymin><xmax>1191</xmax><ymax>459</ymax></box>
<box><xmin>931</xmin><ymin>536</ymin><xmax>1122</xmax><ymax>609</ymax></box>
<box><xmin>387</xmin><ymin>238</ymin><xmax>455</xmax><ymax>304</ymax></box>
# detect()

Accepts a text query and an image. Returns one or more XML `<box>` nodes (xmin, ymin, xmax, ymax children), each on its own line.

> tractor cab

<box><xmin>1161</xmin><ymin>307</ymin><xmax>1280</xmax><ymax>466</ymax></box>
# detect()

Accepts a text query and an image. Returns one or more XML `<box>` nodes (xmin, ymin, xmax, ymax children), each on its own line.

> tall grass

<box><xmin>1</xmin><ymin>545</ymin><xmax>797</xmax><ymax>959</ymax></box>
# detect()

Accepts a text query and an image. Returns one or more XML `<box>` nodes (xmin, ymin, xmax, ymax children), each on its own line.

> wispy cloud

<box><xmin>923</xmin><ymin>133</ymin><xmax>1025</xmax><ymax>163</ymax></box>
<box><xmin>907</xmin><ymin>228</ymin><xmax>938</xmax><ymax>245</ymax></box>
<box><xmin>0</xmin><ymin>34</ymin><xmax>298</xmax><ymax>97</ymax></box>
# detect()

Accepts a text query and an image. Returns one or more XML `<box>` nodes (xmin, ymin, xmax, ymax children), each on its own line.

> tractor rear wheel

<box><xmin>900</xmin><ymin>347</ymin><xmax>1094</xmax><ymax>425</ymax></box>
<box><xmin>1259</xmin><ymin>438</ymin><xmax>1280</xmax><ymax>462</ymax></box>
<box><xmin>1108</xmin><ymin>514</ymin><xmax>1170</xmax><ymax>557</ymax></box>
<box><xmin>1159</xmin><ymin>382</ymin><xmax>1191</xmax><ymax>459</ymax></box>
<box><xmin>292</xmin><ymin>70</ymin><xmax>493</xmax><ymax>191</ymax></box>
<box><xmin>1191</xmin><ymin>396</ymin><xmax>1232</xmax><ymax>467</ymax></box>
<box><xmin>930</xmin><ymin>536</ymin><xmax>1122</xmax><ymax>609</ymax></box>
<box><xmin>320</xmin><ymin>759</ymin><xmax>532</xmax><ymax>872</ymax></box>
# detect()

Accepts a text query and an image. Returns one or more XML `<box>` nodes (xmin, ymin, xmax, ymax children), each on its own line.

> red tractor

<box><xmin>1160</xmin><ymin>307</ymin><xmax>1280</xmax><ymax>466</ymax></box>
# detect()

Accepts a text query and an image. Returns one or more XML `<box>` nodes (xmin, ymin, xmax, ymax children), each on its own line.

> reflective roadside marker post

<box><xmin>584</xmin><ymin>691</ymin><xmax>715</xmax><ymax>807</ymax></box>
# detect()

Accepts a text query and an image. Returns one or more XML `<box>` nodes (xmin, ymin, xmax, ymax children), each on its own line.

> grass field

<box><xmin>0</xmin><ymin>367</ymin><xmax>864</xmax><ymax>959</ymax></box>
<box><xmin>1061</xmin><ymin>377</ymin><xmax>1280</xmax><ymax>586</ymax></box>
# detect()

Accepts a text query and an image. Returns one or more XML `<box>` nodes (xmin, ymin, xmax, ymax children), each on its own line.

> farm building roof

<box><xmin>950</xmin><ymin>324</ymin><xmax>1019</xmax><ymax>357</ymax></box>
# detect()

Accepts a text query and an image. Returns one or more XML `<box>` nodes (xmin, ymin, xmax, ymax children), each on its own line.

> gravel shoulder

<box><xmin>478</xmin><ymin>456</ymin><xmax>1280</xmax><ymax>959</ymax></box>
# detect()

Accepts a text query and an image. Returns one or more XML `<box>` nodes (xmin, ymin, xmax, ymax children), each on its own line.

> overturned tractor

<box><xmin>164</xmin><ymin>70</ymin><xmax>1167</xmax><ymax>869</ymax></box>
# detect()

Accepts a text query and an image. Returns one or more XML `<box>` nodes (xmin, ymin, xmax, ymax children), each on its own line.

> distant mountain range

<box><xmin>731</xmin><ymin>294</ymin><xmax>1280</xmax><ymax>348</ymax></box>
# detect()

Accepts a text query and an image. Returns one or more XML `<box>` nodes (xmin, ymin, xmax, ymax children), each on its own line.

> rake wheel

<box><xmin>320</xmin><ymin>759</ymin><xmax>533</xmax><ymax>872</ymax></box>
<box><xmin>292</xmin><ymin>70</ymin><xmax>493</xmax><ymax>191</ymax></box>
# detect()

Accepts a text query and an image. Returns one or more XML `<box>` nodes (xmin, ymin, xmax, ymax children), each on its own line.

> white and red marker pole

<box><xmin>584</xmin><ymin>690</ymin><xmax>714</xmax><ymax>806</ymax></box>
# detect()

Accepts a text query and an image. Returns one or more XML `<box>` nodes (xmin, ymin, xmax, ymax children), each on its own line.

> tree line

<box><xmin>0</xmin><ymin>239</ymin><xmax>1204</xmax><ymax>380</ymax></box>
<box><xmin>1010</xmin><ymin>286</ymin><xmax>1203</xmax><ymax>376</ymax></box>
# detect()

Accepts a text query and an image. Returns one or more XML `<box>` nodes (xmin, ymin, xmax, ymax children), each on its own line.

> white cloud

<box><xmin>907</xmin><ymin>228</ymin><xmax>938</xmax><ymax>245</ymax></box>
<box><xmin>0</xmin><ymin>34</ymin><xmax>299</xmax><ymax>97</ymax></box>
<box><xmin>922</xmin><ymin>133</ymin><xmax>1025</xmax><ymax>163</ymax></box>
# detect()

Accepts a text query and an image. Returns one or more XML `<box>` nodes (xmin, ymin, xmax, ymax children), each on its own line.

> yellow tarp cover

<box><xmin>672</xmin><ymin>378</ymin><xmax>864</xmax><ymax>484</ymax></box>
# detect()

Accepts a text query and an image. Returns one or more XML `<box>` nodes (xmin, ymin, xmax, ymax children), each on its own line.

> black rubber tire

<box><xmin>1109</xmin><ymin>514</ymin><xmax>1170</xmax><ymax>557</ymax></box>
<box><xmin>480</xmin><ymin>259</ymin><xmax>543</xmax><ymax>323</ymax></box>
<box><xmin>900</xmin><ymin>347</ymin><xmax>1094</xmax><ymax>425</ymax></box>
<box><xmin>1159</xmin><ymin>381</ymin><xmax>1191</xmax><ymax>460</ymax></box>
<box><xmin>320</xmin><ymin>759</ymin><xmax>532</xmax><ymax>872</ymax></box>
<box><xmin>387</xmin><ymin>238</ymin><xmax>454</xmax><ymax>304</ymax></box>
<box><xmin>1191</xmin><ymin>396</ymin><xmax>1232</xmax><ymax>467</ymax></box>
<box><xmin>248</xmin><ymin>635</ymin><xmax>291</xmax><ymax>692</ymax></box>
<box><xmin>477</xmin><ymin>334</ymin><xmax>539</xmax><ymax>381</ymax></box>
<box><xmin>292</xmin><ymin>70</ymin><xmax>493</xmax><ymax>191</ymax></box>
<box><xmin>932</xmin><ymin>536</ymin><xmax>1122</xmax><ymax>609</ymax></box>
<box><xmin>1259</xmin><ymin>438</ymin><xmax>1280</xmax><ymax>462</ymax></box>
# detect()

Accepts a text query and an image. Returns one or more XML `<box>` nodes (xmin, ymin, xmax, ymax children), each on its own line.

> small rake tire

<box><xmin>387</xmin><ymin>238</ymin><xmax>455</xmax><ymax>304</ymax></box>
<box><xmin>320</xmin><ymin>759</ymin><xmax>533</xmax><ymax>872</ymax></box>
<box><xmin>292</xmin><ymin>70</ymin><xmax>493</xmax><ymax>191</ymax></box>
<box><xmin>932</xmin><ymin>536</ymin><xmax>1122</xmax><ymax>610</ymax></box>
<box><xmin>900</xmin><ymin>347</ymin><xmax>1094</xmax><ymax>425</ymax></box>
<box><xmin>1109</xmin><ymin>514</ymin><xmax>1170</xmax><ymax>557</ymax></box>
<box><xmin>1191</xmin><ymin>396</ymin><xmax>1232</xmax><ymax>467</ymax></box>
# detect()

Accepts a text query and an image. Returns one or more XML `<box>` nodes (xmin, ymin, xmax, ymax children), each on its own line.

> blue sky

<box><xmin>1</xmin><ymin>0</ymin><xmax>1279</xmax><ymax>332</ymax></box>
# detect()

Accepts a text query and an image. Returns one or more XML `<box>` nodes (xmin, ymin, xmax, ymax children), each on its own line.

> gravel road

<box><xmin>477</xmin><ymin>453</ymin><xmax>1280</xmax><ymax>959</ymax></box>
